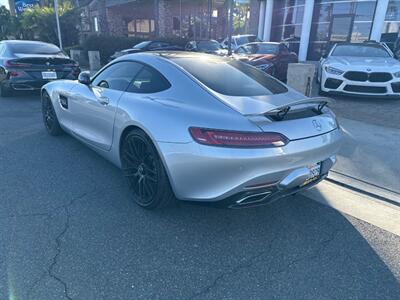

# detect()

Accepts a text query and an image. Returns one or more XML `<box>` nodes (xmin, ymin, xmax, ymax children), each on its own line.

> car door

<box><xmin>68</xmin><ymin>61</ymin><xmax>142</xmax><ymax>150</ymax></box>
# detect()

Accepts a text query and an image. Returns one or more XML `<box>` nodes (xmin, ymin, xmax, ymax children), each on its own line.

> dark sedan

<box><xmin>109</xmin><ymin>41</ymin><xmax>183</xmax><ymax>61</ymax></box>
<box><xmin>0</xmin><ymin>40</ymin><xmax>80</xmax><ymax>97</ymax></box>
<box><xmin>234</xmin><ymin>42</ymin><xmax>298</xmax><ymax>82</ymax></box>
<box><xmin>185</xmin><ymin>40</ymin><xmax>228</xmax><ymax>56</ymax></box>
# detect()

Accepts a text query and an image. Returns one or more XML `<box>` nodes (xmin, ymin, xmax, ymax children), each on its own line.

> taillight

<box><xmin>189</xmin><ymin>127</ymin><xmax>289</xmax><ymax>148</ymax></box>
<box><xmin>5</xmin><ymin>60</ymin><xmax>32</xmax><ymax>68</ymax></box>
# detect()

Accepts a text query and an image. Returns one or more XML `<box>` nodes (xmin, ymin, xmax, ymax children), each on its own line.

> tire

<box><xmin>42</xmin><ymin>91</ymin><xmax>63</xmax><ymax>136</ymax></box>
<box><xmin>0</xmin><ymin>84</ymin><xmax>13</xmax><ymax>97</ymax></box>
<box><xmin>120</xmin><ymin>129</ymin><xmax>176</xmax><ymax>209</ymax></box>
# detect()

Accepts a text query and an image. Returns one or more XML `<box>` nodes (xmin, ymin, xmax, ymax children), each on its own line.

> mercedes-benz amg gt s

<box><xmin>42</xmin><ymin>52</ymin><xmax>342</xmax><ymax>209</ymax></box>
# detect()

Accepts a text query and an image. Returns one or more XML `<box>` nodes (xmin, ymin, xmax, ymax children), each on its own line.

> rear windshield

<box><xmin>8</xmin><ymin>42</ymin><xmax>62</xmax><ymax>55</ymax></box>
<box><xmin>236</xmin><ymin>35</ymin><xmax>259</xmax><ymax>45</ymax></box>
<box><xmin>171</xmin><ymin>57</ymin><xmax>288</xmax><ymax>96</ymax></box>
<box><xmin>245</xmin><ymin>43</ymin><xmax>279</xmax><ymax>54</ymax></box>
<box><xmin>197</xmin><ymin>41</ymin><xmax>221</xmax><ymax>51</ymax></box>
<box><xmin>331</xmin><ymin>44</ymin><xmax>391</xmax><ymax>57</ymax></box>
<box><xmin>133</xmin><ymin>41</ymin><xmax>152</xmax><ymax>49</ymax></box>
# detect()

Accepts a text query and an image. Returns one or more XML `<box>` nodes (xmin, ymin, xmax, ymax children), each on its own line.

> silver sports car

<box><xmin>42</xmin><ymin>52</ymin><xmax>342</xmax><ymax>209</ymax></box>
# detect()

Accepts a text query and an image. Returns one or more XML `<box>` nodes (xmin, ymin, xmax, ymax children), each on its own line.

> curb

<box><xmin>302</xmin><ymin>180</ymin><xmax>400</xmax><ymax>237</ymax></box>
<box><xmin>328</xmin><ymin>170</ymin><xmax>400</xmax><ymax>206</ymax></box>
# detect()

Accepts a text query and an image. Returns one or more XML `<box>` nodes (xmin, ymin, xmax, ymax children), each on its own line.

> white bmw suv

<box><xmin>319</xmin><ymin>42</ymin><xmax>400</xmax><ymax>98</ymax></box>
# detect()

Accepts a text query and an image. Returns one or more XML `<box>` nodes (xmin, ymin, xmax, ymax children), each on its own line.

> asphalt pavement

<box><xmin>1</xmin><ymin>93</ymin><xmax>400</xmax><ymax>299</ymax></box>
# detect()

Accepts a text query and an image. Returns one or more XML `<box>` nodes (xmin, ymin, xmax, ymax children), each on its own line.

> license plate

<box><xmin>301</xmin><ymin>163</ymin><xmax>321</xmax><ymax>186</ymax></box>
<box><xmin>42</xmin><ymin>71</ymin><xmax>57</xmax><ymax>80</ymax></box>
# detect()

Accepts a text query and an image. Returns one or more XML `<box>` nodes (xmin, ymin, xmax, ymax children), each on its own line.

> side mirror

<box><xmin>0</xmin><ymin>67</ymin><xmax>7</xmax><ymax>81</ymax></box>
<box><xmin>78</xmin><ymin>71</ymin><xmax>91</xmax><ymax>85</ymax></box>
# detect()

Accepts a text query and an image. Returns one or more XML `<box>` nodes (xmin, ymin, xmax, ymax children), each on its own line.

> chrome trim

<box><xmin>235</xmin><ymin>191</ymin><xmax>272</xmax><ymax>205</ymax></box>
<box><xmin>278</xmin><ymin>167</ymin><xmax>311</xmax><ymax>190</ymax></box>
<box><xmin>243</xmin><ymin>181</ymin><xmax>278</xmax><ymax>191</ymax></box>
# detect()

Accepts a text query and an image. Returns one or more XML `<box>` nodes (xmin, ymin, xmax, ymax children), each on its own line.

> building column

<box><xmin>298</xmin><ymin>0</ymin><xmax>314</xmax><ymax>61</ymax></box>
<box><xmin>257</xmin><ymin>1</ymin><xmax>266</xmax><ymax>39</ymax></box>
<box><xmin>262</xmin><ymin>0</ymin><xmax>273</xmax><ymax>41</ymax></box>
<box><xmin>370</xmin><ymin>0</ymin><xmax>390</xmax><ymax>41</ymax></box>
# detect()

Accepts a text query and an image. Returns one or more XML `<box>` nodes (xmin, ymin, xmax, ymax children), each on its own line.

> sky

<box><xmin>0</xmin><ymin>0</ymin><xmax>9</xmax><ymax>9</ymax></box>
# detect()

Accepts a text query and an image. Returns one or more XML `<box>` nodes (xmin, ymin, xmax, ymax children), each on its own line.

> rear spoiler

<box><xmin>261</xmin><ymin>97</ymin><xmax>335</xmax><ymax>115</ymax></box>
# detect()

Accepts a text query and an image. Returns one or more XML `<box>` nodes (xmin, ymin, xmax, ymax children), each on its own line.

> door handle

<box><xmin>98</xmin><ymin>96</ymin><xmax>109</xmax><ymax>105</ymax></box>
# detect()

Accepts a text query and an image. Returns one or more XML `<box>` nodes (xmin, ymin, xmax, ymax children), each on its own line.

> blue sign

<box><xmin>15</xmin><ymin>0</ymin><xmax>40</xmax><ymax>15</ymax></box>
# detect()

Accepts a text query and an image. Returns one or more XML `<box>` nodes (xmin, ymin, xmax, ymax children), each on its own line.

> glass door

<box><xmin>329</xmin><ymin>15</ymin><xmax>354</xmax><ymax>42</ymax></box>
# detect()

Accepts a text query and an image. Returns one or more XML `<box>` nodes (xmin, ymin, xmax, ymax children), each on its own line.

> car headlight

<box><xmin>325</xmin><ymin>66</ymin><xmax>344</xmax><ymax>75</ymax></box>
<box><xmin>394</xmin><ymin>71</ymin><xmax>400</xmax><ymax>78</ymax></box>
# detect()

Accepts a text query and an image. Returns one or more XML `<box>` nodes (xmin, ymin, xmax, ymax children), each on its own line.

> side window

<box><xmin>159</xmin><ymin>42</ymin><xmax>170</xmax><ymax>48</ymax></box>
<box><xmin>127</xmin><ymin>66</ymin><xmax>171</xmax><ymax>94</ymax></box>
<box><xmin>92</xmin><ymin>61</ymin><xmax>142</xmax><ymax>91</ymax></box>
<box><xmin>148</xmin><ymin>42</ymin><xmax>162</xmax><ymax>50</ymax></box>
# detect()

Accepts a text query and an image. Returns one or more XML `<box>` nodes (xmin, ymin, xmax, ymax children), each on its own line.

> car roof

<box><xmin>2</xmin><ymin>40</ymin><xmax>54</xmax><ymax>45</ymax></box>
<box><xmin>189</xmin><ymin>39</ymin><xmax>218</xmax><ymax>42</ymax></box>
<box><xmin>334</xmin><ymin>42</ymin><xmax>383</xmax><ymax>46</ymax></box>
<box><xmin>119</xmin><ymin>51</ymin><xmax>227</xmax><ymax>64</ymax></box>
<box><xmin>243</xmin><ymin>42</ymin><xmax>280</xmax><ymax>46</ymax></box>
<box><xmin>232</xmin><ymin>34</ymin><xmax>256</xmax><ymax>38</ymax></box>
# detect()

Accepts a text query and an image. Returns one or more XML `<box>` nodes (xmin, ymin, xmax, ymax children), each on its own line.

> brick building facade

<box><xmin>79</xmin><ymin>0</ymin><xmax>260</xmax><ymax>41</ymax></box>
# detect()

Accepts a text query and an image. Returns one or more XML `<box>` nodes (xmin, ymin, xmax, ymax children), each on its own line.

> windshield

<box><xmin>236</xmin><ymin>35</ymin><xmax>259</xmax><ymax>46</ymax></box>
<box><xmin>133</xmin><ymin>41</ymin><xmax>152</xmax><ymax>49</ymax></box>
<box><xmin>170</xmin><ymin>56</ymin><xmax>287</xmax><ymax>96</ymax></box>
<box><xmin>8</xmin><ymin>42</ymin><xmax>62</xmax><ymax>55</ymax></box>
<box><xmin>245</xmin><ymin>44</ymin><xmax>279</xmax><ymax>54</ymax></box>
<box><xmin>197</xmin><ymin>41</ymin><xmax>221</xmax><ymax>51</ymax></box>
<box><xmin>331</xmin><ymin>44</ymin><xmax>391</xmax><ymax>57</ymax></box>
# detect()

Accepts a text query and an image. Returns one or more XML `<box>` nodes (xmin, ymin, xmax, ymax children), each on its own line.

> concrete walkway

<box><xmin>332</xmin><ymin>117</ymin><xmax>400</xmax><ymax>198</ymax></box>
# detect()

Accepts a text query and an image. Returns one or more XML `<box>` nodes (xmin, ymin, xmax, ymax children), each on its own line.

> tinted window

<box><xmin>92</xmin><ymin>62</ymin><xmax>143</xmax><ymax>91</ymax></box>
<box><xmin>8</xmin><ymin>42</ymin><xmax>62</xmax><ymax>55</ymax></box>
<box><xmin>331</xmin><ymin>44</ymin><xmax>391</xmax><ymax>57</ymax></box>
<box><xmin>197</xmin><ymin>41</ymin><xmax>221</xmax><ymax>51</ymax></box>
<box><xmin>236</xmin><ymin>36</ymin><xmax>259</xmax><ymax>46</ymax></box>
<box><xmin>171</xmin><ymin>57</ymin><xmax>287</xmax><ymax>96</ymax></box>
<box><xmin>148</xmin><ymin>42</ymin><xmax>170</xmax><ymax>50</ymax></box>
<box><xmin>133</xmin><ymin>41</ymin><xmax>151</xmax><ymax>49</ymax></box>
<box><xmin>128</xmin><ymin>66</ymin><xmax>171</xmax><ymax>94</ymax></box>
<box><xmin>246</xmin><ymin>44</ymin><xmax>279</xmax><ymax>54</ymax></box>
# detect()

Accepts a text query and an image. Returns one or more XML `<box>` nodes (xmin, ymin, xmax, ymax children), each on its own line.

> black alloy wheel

<box><xmin>121</xmin><ymin>129</ymin><xmax>176</xmax><ymax>209</ymax></box>
<box><xmin>42</xmin><ymin>91</ymin><xmax>63</xmax><ymax>136</ymax></box>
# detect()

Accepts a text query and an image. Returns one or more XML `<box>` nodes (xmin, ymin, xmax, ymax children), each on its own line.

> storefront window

<box><xmin>271</xmin><ymin>1</ymin><xmax>304</xmax><ymax>54</ymax></box>
<box><xmin>382</xmin><ymin>0</ymin><xmax>400</xmax><ymax>51</ymax></box>
<box><xmin>307</xmin><ymin>0</ymin><xmax>376</xmax><ymax>60</ymax></box>
<box><xmin>128</xmin><ymin>19</ymin><xmax>155</xmax><ymax>37</ymax></box>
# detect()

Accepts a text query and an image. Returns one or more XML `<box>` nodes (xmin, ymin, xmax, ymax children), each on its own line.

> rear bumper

<box><xmin>2</xmin><ymin>69</ymin><xmax>79</xmax><ymax>91</ymax></box>
<box><xmin>157</xmin><ymin>128</ymin><xmax>343</xmax><ymax>202</ymax></box>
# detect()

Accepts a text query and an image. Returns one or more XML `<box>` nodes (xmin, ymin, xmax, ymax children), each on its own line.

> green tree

<box><xmin>19</xmin><ymin>1</ymin><xmax>79</xmax><ymax>47</ymax></box>
<box><xmin>0</xmin><ymin>6</ymin><xmax>12</xmax><ymax>39</ymax></box>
